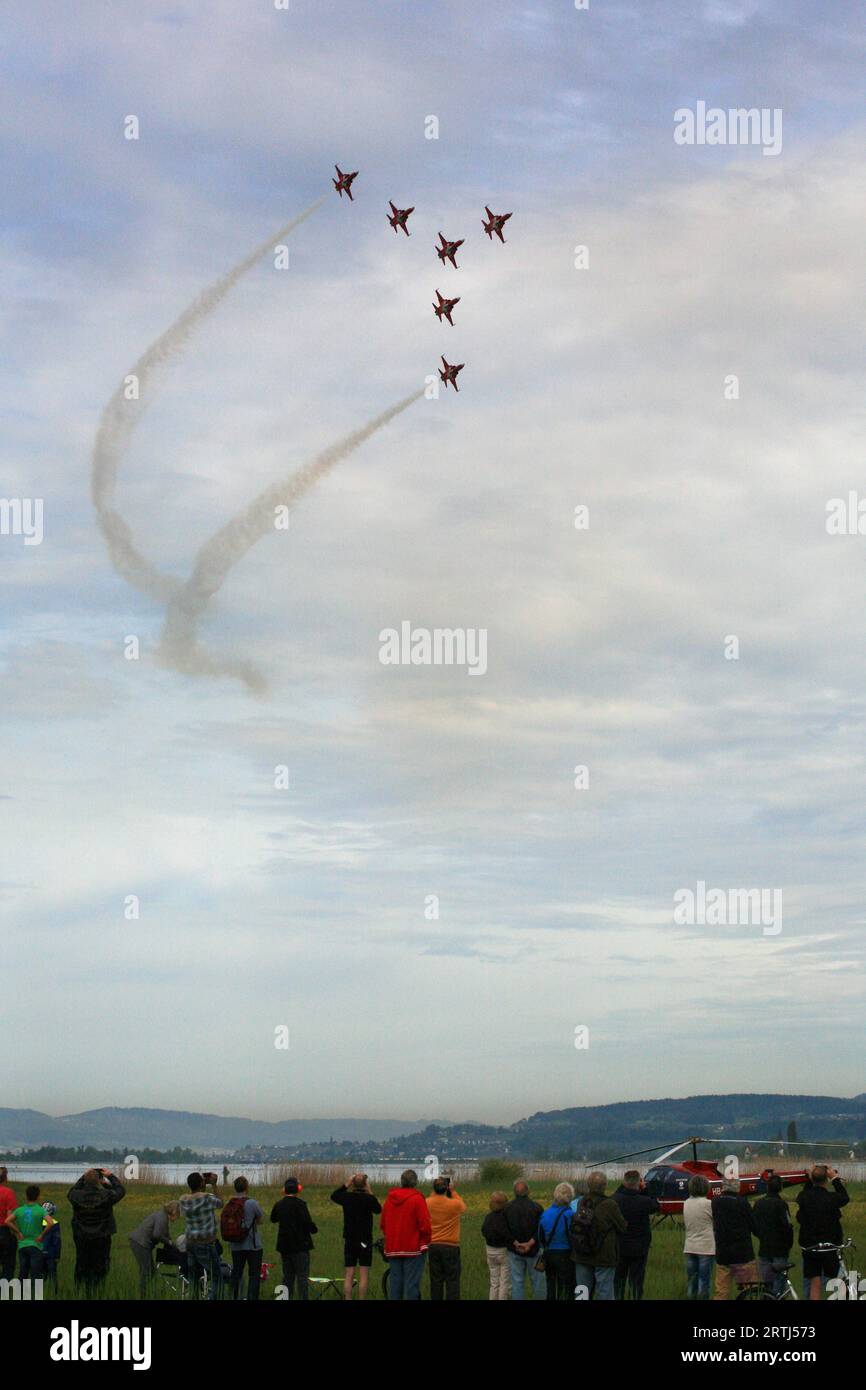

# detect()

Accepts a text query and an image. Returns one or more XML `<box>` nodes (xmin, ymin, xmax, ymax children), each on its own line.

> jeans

<box><xmin>428</xmin><ymin>1244</ymin><xmax>461</xmax><ymax>1300</ymax></box>
<box><xmin>280</xmin><ymin>1251</ymin><xmax>310</xmax><ymax>1300</ymax></box>
<box><xmin>18</xmin><ymin>1246</ymin><xmax>45</xmax><ymax>1283</ymax></box>
<box><xmin>388</xmin><ymin>1251</ymin><xmax>426</xmax><ymax>1300</ymax></box>
<box><xmin>485</xmin><ymin>1246</ymin><xmax>511</xmax><ymax>1300</ymax></box>
<box><xmin>509</xmin><ymin>1250</ymin><xmax>545</xmax><ymax>1300</ymax></box>
<box><xmin>573</xmin><ymin>1262</ymin><xmax>615</xmax><ymax>1300</ymax></box>
<box><xmin>615</xmin><ymin>1252</ymin><xmax>648</xmax><ymax>1300</ymax></box>
<box><xmin>187</xmin><ymin>1241</ymin><xmax>222</xmax><ymax>1300</ymax></box>
<box><xmin>544</xmin><ymin>1249</ymin><xmax>574</xmax><ymax>1300</ymax></box>
<box><xmin>231</xmin><ymin>1248</ymin><xmax>263</xmax><ymax>1300</ymax></box>
<box><xmin>686</xmin><ymin>1253</ymin><xmax>715</xmax><ymax>1299</ymax></box>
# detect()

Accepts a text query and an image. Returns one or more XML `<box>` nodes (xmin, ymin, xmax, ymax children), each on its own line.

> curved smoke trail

<box><xmin>157</xmin><ymin>388</ymin><xmax>424</xmax><ymax>691</ymax></box>
<box><xmin>91</xmin><ymin>196</ymin><xmax>423</xmax><ymax>690</ymax></box>
<box><xmin>91</xmin><ymin>197</ymin><xmax>327</xmax><ymax>604</ymax></box>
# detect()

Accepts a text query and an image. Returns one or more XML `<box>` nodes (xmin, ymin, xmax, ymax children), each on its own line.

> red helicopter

<box><xmin>588</xmin><ymin>1136</ymin><xmax>849</xmax><ymax>1217</ymax></box>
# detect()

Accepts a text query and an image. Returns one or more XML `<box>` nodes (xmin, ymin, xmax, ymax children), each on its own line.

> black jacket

<box><xmin>329</xmin><ymin>1186</ymin><xmax>381</xmax><ymax>1244</ymax></box>
<box><xmin>68</xmin><ymin>1174</ymin><xmax>126</xmax><ymax>1240</ymax></box>
<box><xmin>752</xmin><ymin>1193</ymin><xmax>793</xmax><ymax>1259</ymax></box>
<box><xmin>711</xmin><ymin>1193</ymin><xmax>757</xmax><ymax>1266</ymax></box>
<box><xmin>612</xmin><ymin>1186</ymin><xmax>659</xmax><ymax>1256</ymax></box>
<box><xmin>796</xmin><ymin>1179</ymin><xmax>849</xmax><ymax>1249</ymax></box>
<box><xmin>481</xmin><ymin>1210</ymin><xmax>512</xmax><ymax>1249</ymax></box>
<box><xmin>270</xmin><ymin>1196</ymin><xmax>318</xmax><ymax>1254</ymax></box>
<box><xmin>504</xmin><ymin>1195</ymin><xmax>543</xmax><ymax>1248</ymax></box>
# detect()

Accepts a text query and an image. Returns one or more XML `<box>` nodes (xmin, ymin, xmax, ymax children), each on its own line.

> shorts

<box><xmin>344</xmin><ymin>1238</ymin><xmax>373</xmax><ymax>1268</ymax></box>
<box><xmin>802</xmin><ymin>1249</ymin><xmax>840</xmax><ymax>1280</ymax></box>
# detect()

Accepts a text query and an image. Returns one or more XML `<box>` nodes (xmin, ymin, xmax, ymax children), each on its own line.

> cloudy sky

<box><xmin>2</xmin><ymin>1</ymin><xmax>864</xmax><ymax>1127</ymax></box>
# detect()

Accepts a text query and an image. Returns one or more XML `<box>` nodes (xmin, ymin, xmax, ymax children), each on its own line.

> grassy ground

<box><xmin>19</xmin><ymin>1179</ymin><xmax>866</xmax><ymax>1300</ymax></box>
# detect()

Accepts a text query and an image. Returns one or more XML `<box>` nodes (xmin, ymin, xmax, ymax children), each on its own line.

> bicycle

<box><xmin>738</xmin><ymin>1238</ymin><xmax>858</xmax><ymax>1301</ymax></box>
<box><xmin>374</xmin><ymin>1237</ymin><xmax>391</xmax><ymax>1299</ymax></box>
<box><xmin>802</xmin><ymin>1238</ymin><xmax>857</xmax><ymax>1300</ymax></box>
<box><xmin>736</xmin><ymin>1261</ymin><xmax>798</xmax><ymax>1301</ymax></box>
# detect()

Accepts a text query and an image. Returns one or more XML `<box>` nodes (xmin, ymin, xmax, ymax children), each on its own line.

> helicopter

<box><xmin>587</xmin><ymin>1135</ymin><xmax>851</xmax><ymax>1218</ymax></box>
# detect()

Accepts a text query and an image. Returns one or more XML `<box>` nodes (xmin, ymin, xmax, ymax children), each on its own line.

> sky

<box><xmin>2</xmin><ymin>0</ymin><xmax>865</xmax><ymax>1127</ymax></box>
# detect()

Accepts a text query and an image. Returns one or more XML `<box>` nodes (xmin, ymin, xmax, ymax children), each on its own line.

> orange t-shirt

<box><xmin>426</xmin><ymin>1190</ymin><xmax>467</xmax><ymax>1245</ymax></box>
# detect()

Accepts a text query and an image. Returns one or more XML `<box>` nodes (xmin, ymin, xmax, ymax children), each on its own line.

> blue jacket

<box><xmin>42</xmin><ymin>1222</ymin><xmax>62</xmax><ymax>1261</ymax></box>
<box><xmin>539</xmin><ymin>1203</ymin><xmax>572</xmax><ymax>1251</ymax></box>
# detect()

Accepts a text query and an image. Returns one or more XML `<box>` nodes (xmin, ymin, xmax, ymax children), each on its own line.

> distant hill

<box><xmin>508</xmin><ymin>1094</ymin><xmax>866</xmax><ymax>1156</ymax></box>
<box><xmin>1</xmin><ymin>1095</ymin><xmax>863</xmax><ymax>1158</ymax></box>
<box><xmin>0</xmin><ymin>1108</ymin><xmax>439</xmax><ymax>1153</ymax></box>
<box><xmin>373</xmin><ymin>1094</ymin><xmax>866</xmax><ymax>1161</ymax></box>
<box><xmin>280</xmin><ymin>1094</ymin><xmax>866</xmax><ymax>1162</ymax></box>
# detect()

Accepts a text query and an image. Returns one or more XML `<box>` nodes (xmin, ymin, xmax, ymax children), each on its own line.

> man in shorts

<box><xmin>797</xmin><ymin>1165</ymin><xmax>850</xmax><ymax>1300</ymax></box>
<box><xmin>330</xmin><ymin>1174</ymin><xmax>382</xmax><ymax>1300</ymax></box>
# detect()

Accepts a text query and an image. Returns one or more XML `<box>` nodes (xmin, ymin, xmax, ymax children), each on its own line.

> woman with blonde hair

<box><xmin>481</xmin><ymin>1191</ymin><xmax>512</xmax><ymax>1300</ymax></box>
<box><xmin>538</xmin><ymin>1182</ymin><xmax>575</xmax><ymax>1300</ymax></box>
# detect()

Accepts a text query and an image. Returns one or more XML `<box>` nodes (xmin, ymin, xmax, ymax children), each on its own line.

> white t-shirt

<box><xmin>683</xmin><ymin>1196</ymin><xmax>715</xmax><ymax>1255</ymax></box>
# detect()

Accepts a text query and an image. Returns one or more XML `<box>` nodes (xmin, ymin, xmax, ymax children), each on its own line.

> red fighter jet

<box><xmin>482</xmin><ymin>206</ymin><xmax>512</xmax><ymax>242</ymax></box>
<box><xmin>387</xmin><ymin>202</ymin><xmax>414</xmax><ymax>235</ymax></box>
<box><xmin>436</xmin><ymin>232</ymin><xmax>464</xmax><ymax>268</ymax></box>
<box><xmin>333</xmin><ymin>165</ymin><xmax>358</xmax><ymax>200</ymax></box>
<box><xmin>438</xmin><ymin>357</ymin><xmax>464</xmax><ymax>392</ymax></box>
<box><xmin>432</xmin><ymin>290</ymin><xmax>460</xmax><ymax>326</ymax></box>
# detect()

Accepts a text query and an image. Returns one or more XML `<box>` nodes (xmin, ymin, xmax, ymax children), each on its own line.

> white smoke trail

<box><xmin>90</xmin><ymin>196</ymin><xmax>424</xmax><ymax>691</ymax></box>
<box><xmin>157</xmin><ymin>388</ymin><xmax>425</xmax><ymax>691</ymax></box>
<box><xmin>91</xmin><ymin>197</ymin><xmax>327</xmax><ymax>603</ymax></box>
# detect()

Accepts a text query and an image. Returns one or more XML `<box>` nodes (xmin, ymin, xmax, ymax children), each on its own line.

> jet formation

<box><xmin>333</xmin><ymin>164</ymin><xmax>513</xmax><ymax>392</ymax></box>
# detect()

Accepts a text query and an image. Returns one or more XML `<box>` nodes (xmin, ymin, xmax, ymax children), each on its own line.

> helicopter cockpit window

<box><xmin>642</xmin><ymin>1167</ymin><xmax>666</xmax><ymax>1197</ymax></box>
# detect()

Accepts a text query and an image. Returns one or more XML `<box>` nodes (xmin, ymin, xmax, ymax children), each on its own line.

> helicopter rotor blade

<box><xmin>585</xmin><ymin>1141</ymin><xmax>692</xmax><ymax>1168</ymax></box>
<box><xmin>586</xmin><ymin>1135</ymin><xmax>852</xmax><ymax>1169</ymax></box>
<box><xmin>684</xmin><ymin>1138</ymin><xmax>851</xmax><ymax>1148</ymax></box>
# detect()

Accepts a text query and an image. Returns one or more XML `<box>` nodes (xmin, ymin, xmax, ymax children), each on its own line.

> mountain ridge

<box><xmin>0</xmin><ymin>1108</ymin><xmax>440</xmax><ymax>1151</ymax></box>
<box><xmin>1</xmin><ymin>1094</ymin><xmax>864</xmax><ymax>1155</ymax></box>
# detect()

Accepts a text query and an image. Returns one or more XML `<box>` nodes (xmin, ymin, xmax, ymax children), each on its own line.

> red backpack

<box><xmin>220</xmin><ymin>1197</ymin><xmax>248</xmax><ymax>1243</ymax></box>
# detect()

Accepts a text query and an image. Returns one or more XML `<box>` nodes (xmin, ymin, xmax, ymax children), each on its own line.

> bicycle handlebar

<box><xmin>801</xmin><ymin>1238</ymin><xmax>854</xmax><ymax>1253</ymax></box>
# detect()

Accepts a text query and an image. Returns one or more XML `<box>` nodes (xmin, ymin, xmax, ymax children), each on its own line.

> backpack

<box><xmin>570</xmin><ymin>1197</ymin><xmax>602</xmax><ymax>1260</ymax></box>
<box><xmin>220</xmin><ymin>1197</ymin><xmax>248</xmax><ymax>1243</ymax></box>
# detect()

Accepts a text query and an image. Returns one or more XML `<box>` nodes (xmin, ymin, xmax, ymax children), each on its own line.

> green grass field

<box><xmin>18</xmin><ymin>1179</ymin><xmax>866</xmax><ymax>1301</ymax></box>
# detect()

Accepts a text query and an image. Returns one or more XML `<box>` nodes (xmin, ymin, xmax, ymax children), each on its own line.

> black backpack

<box><xmin>570</xmin><ymin>1197</ymin><xmax>602</xmax><ymax>1260</ymax></box>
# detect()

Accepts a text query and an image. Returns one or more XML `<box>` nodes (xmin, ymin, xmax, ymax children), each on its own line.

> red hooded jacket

<box><xmin>380</xmin><ymin>1186</ymin><xmax>432</xmax><ymax>1256</ymax></box>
